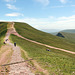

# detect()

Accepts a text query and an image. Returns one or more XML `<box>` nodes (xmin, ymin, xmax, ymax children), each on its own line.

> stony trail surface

<box><xmin>0</xmin><ymin>45</ymin><xmax>12</xmax><ymax>65</ymax></box>
<box><xmin>8</xmin><ymin>43</ymin><xmax>34</xmax><ymax>75</ymax></box>
<box><xmin>5</xmin><ymin>22</ymin><xmax>34</xmax><ymax>75</ymax></box>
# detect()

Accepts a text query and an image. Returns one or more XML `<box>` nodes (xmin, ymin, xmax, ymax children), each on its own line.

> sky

<box><xmin>0</xmin><ymin>0</ymin><xmax>75</xmax><ymax>30</ymax></box>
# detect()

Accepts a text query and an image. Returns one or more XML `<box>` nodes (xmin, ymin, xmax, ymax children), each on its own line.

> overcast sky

<box><xmin>0</xmin><ymin>0</ymin><xmax>75</xmax><ymax>30</ymax></box>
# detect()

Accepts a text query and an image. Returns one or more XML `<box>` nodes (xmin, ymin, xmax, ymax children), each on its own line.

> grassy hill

<box><xmin>9</xmin><ymin>22</ymin><xmax>75</xmax><ymax>75</ymax></box>
<box><xmin>0</xmin><ymin>22</ymin><xmax>7</xmax><ymax>47</ymax></box>
<box><xmin>61</xmin><ymin>29</ymin><xmax>75</xmax><ymax>33</ymax></box>
<box><xmin>58</xmin><ymin>32</ymin><xmax>75</xmax><ymax>44</ymax></box>
<box><xmin>51</xmin><ymin>29</ymin><xmax>75</xmax><ymax>35</ymax></box>
<box><xmin>14</xmin><ymin>22</ymin><xmax>75</xmax><ymax>52</ymax></box>
<box><xmin>10</xmin><ymin>34</ymin><xmax>75</xmax><ymax>75</ymax></box>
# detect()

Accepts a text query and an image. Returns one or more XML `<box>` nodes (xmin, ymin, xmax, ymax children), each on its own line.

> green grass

<box><xmin>14</xmin><ymin>22</ymin><xmax>75</xmax><ymax>52</ymax></box>
<box><xmin>10</xmin><ymin>34</ymin><xmax>75</xmax><ymax>75</ymax></box>
<box><xmin>21</xmin><ymin>50</ymin><xmax>28</xmax><ymax>60</ymax></box>
<box><xmin>0</xmin><ymin>22</ymin><xmax>7</xmax><ymax>47</ymax></box>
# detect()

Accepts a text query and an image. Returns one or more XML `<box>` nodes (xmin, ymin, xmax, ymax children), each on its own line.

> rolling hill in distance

<box><xmin>50</xmin><ymin>29</ymin><xmax>75</xmax><ymax>44</ymax></box>
<box><xmin>61</xmin><ymin>29</ymin><xmax>75</xmax><ymax>33</ymax></box>
<box><xmin>56</xmin><ymin>32</ymin><xmax>75</xmax><ymax>44</ymax></box>
<box><xmin>50</xmin><ymin>28</ymin><xmax>75</xmax><ymax>44</ymax></box>
<box><xmin>41</xmin><ymin>29</ymin><xmax>61</xmax><ymax>33</ymax></box>
<box><xmin>48</xmin><ymin>29</ymin><xmax>75</xmax><ymax>35</ymax></box>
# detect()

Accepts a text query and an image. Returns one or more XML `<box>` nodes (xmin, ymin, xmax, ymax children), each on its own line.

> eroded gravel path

<box><xmin>5</xmin><ymin>22</ymin><xmax>34</xmax><ymax>75</ymax></box>
<box><xmin>8</xmin><ymin>43</ymin><xmax>34</xmax><ymax>75</ymax></box>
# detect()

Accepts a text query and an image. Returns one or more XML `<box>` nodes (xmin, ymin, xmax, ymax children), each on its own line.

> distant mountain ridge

<box><xmin>54</xmin><ymin>29</ymin><xmax>75</xmax><ymax>44</ymax></box>
<box><xmin>61</xmin><ymin>29</ymin><xmax>75</xmax><ymax>33</ymax></box>
<box><xmin>41</xmin><ymin>29</ymin><xmax>61</xmax><ymax>33</ymax></box>
<box><xmin>58</xmin><ymin>32</ymin><xmax>75</xmax><ymax>44</ymax></box>
<box><xmin>51</xmin><ymin>29</ymin><xmax>75</xmax><ymax>35</ymax></box>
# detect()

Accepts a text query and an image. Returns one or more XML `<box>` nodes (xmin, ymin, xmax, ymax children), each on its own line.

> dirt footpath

<box><xmin>5</xmin><ymin>22</ymin><xmax>34</xmax><ymax>75</ymax></box>
<box><xmin>8</xmin><ymin>42</ymin><xmax>34</xmax><ymax>75</ymax></box>
<box><xmin>0</xmin><ymin>45</ymin><xmax>12</xmax><ymax>75</ymax></box>
<box><xmin>0</xmin><ymin>45</ymin><xmax>12</xmax><ymax>65</ymax></box>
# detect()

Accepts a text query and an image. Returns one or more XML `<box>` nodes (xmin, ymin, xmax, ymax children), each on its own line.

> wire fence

<box><xmin>0</xmin><ymin>59</ymin><xmax>33</xmax><ymax>74</ymax></box>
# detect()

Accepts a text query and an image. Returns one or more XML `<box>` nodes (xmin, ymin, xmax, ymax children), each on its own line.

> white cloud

<box><xmin>14</xmin><ymin>15</ymin><xmax>75</xmax><ymax>30</ymax></box>
<box><xmin>58</xmin><ymin>15</ymin><xmax>75</xmax><ymax>20</ymax></box>
<box><xmin>5</xmin><ymin>13</ymin><xmax>24</xmax><ymax>17</ymax></box>
<box><xmin>4</xmin><ymin>0</ymin><xmax>16</xmax><ymax>2</ymax></box>
<box><xmin>35</xmin><ymin>0</ymin><xmax>50</xmax><ymax>6</ymax></box>
<box><xmin>6</xmin><ymin>4</ymin><xmax>18</xmax><ymax>10</ymax></box>
<box><xmin>49</xmin><ymin>16</ymin><xmax>54</xmax><ymax>19</ymax></box>
<box><xmin>59</xmin><ymin>0</ymin><xmax>67</xmax><ymax>4</ymax></box>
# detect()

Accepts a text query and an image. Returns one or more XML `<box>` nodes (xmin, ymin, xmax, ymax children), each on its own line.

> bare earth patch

<box><xmin>0</xmin><ymin>45</ymin><xmax>12</xmax><ymax>65</ymax></box>
<box><xmin>0</xmin><ymin>45</ymin><xmax>12</xmax><ymax>75</ymax></box>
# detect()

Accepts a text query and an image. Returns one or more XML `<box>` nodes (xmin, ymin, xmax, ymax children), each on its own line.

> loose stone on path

<box><xmin>8</xmin><ymin>45</ymin><xmax>34</xmax><ymax>75</ymax></box>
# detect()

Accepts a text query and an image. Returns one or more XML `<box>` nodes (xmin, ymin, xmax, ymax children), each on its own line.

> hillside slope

<box><xmin>58</xmin><ymin>32</ymin><xmax>75</xmax><ymax>44</ymax></box>
<box><xmin>10</xmin><ymin>34</ymin><xmax>75</xmax><ymax>75</ymax></box>
<box><xmin>9</xmin><ymin>22</ymin><xmax>75</xmax><ymax>75</ymax></box>
<box><xmin>14</xmin><ymin>22</ymin><xmax>75</xmax><ymax>52</ymax></box>
<box><xmin>0</xmin><ymin>22</ymin><xmax>7</xmax><ymax>47</ymax></box>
